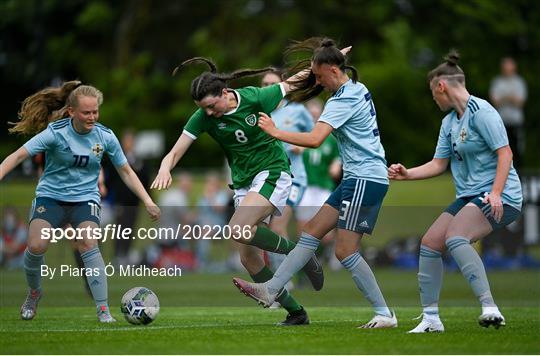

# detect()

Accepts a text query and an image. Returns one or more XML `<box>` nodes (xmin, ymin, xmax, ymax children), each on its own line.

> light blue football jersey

<box><xmin>271</xmin><ymin>101</ymin><xmax>314</xmax><ymax>187</ymax></box>
<box><xmin>318</xmin><ymin>80</ymin><xmax>388</xmax><ymax>184</ymax></box>
<box><xmin>23</xmin><ymin>118</ymin><xmax>127</xmax><ymax>203</ymax></box>
<box><xmin>434</xmin><ymin>96</ymin><xmax>522</xmax><ymax>209</ymax></box>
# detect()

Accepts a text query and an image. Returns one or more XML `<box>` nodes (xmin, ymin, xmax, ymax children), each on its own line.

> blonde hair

<box><xmin>10</xmin><ymin>81</ymin><xmax>103</xmax><ymax>135</ymax></box>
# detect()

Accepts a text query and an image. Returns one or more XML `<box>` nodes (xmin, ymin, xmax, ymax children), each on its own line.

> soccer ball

<box><xmin>120</xmin><ymin>287</ymin><xmax>160</xmax><ymax>325</ymax></box>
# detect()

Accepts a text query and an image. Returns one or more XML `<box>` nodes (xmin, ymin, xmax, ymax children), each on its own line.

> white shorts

<box><xmin>296</xmin><ymin>186</ymin><xmax>332</xmax><ymax>221</ymax></box>
<box><xmin>233</xmin><ymin>170</ymin><xmax>291</xmax><ymax>223</ymax></box>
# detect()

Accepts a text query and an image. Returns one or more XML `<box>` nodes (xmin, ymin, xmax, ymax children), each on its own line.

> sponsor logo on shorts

<box><xmin>36</xmin><ymin>206</ymin><xmax>46</xmax><ymax>214</ymax></box>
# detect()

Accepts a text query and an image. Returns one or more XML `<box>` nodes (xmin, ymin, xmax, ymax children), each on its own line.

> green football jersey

<box><xmin>183</xmin><ymin>84</ymin><xmax>290</xmax><ymax>189</ymax></box>
<box><xmin>303</xmin><ymin>134</ymin><xmax>340</xmax><ymax>190</ymax></box>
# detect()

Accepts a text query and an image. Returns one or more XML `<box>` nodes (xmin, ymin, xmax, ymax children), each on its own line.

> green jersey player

<box><xmin>151</xmin><ymin>56</ymin><xmax>357</xmax><ymax>325</ymax></box>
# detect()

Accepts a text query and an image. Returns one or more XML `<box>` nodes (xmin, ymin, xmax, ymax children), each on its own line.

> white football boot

<box><xmin>358</xmin><ymin>310</ymin><xmax>398</xmax><ymax>329</ymax></box>
<box><xmin>478</xmin><ymin>307</ymin><xmax>505</xmax><ymax>329</ymax></box>
<box><xmin>232</xmin><ymin>277</ymin><xmax>278</xmax><ymax>308</ymax></box>
<box><xmin>408</xmin><ymin>314</ymin><xmax>445</xmax><ymax>333</ymax></box>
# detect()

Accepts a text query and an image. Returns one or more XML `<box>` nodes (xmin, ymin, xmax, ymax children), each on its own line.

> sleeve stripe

<box><xmin>51</xmin><ymin>120</ymin><xmax>69</xmax><ymax>130</ymax></box>
<box><xmin>96</xmin><ymin>124</ymin><xmax>112</xmax><ymax>133</ymax></box>
<box><xmin>278</xmin><ymin>83</ymin><xmax>287</xmax><ymax>97</ymax></box>
<box><xmin>182</xmin><ymin>129</ymin><xmax>197</xmax><ymax>140</ymax></box>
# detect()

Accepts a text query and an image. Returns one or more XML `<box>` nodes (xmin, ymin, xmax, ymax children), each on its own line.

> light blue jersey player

<box><xmin>233</xmin><ymin>38</ymin><xmax>397</xmax><ymax>329</ymax></box>
<box><xmin>319</xmin><ymin>80</ymin><xmax>388</xmax><ymax>185</ymax></box>
<box><xmin>434</xmin><ymin>95</ymin><xmax>522</xmax><ymax>210</ymax></box>
<box><xmin>24</xmin><ymin>118</ymin><xmax>127</xmax><ymax>205</ymax></box>
<box><xmin>388</xmin><ymin>51</ymin><xmax>522</xmax><ymax>332</ymax></box>
<box><xmin>271</xmin><ymin>100</ymin><xmax>314</xmax><ymax>205</ymax></box>
<box><xmin>0</xmin><ymin>83</ymin><xmax>159</xmax><ymax>324</ymax></box>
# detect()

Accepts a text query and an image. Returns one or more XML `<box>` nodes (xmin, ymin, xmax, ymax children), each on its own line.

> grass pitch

<box><xmin>1</xmin><ymin>269</ymin><xmax>539</xmax><ymax>354</ymax></box>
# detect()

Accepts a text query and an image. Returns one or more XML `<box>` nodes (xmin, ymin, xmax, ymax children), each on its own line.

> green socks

<box><xmin>249</xmin><ymin>226</ymin><xmax>296</xmax><ymax>254</ymax></box>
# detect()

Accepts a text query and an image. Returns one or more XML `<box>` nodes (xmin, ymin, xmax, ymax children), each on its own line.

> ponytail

<box><xmin>284</xmin><ymin>37</ymin><xmax>357</xmax><ymax>102</ymax></box>
<box><xmin>173</xmin><ymin>57</ymin><xmax>275</xmax><ymax>101</ymax></box>
<box><xmin>9</xmin><ymin>81</ymin><xmax>103</xmax><ymax>135</ymax></box>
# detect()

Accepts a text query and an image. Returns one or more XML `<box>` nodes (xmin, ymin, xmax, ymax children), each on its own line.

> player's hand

<box><xmin>145</xmin><ymin>202</ymin><xmax>161</xmax><ymax>221</ymax></box>
<box><xmin>151</xmin><ymin>170</ymin><xmax>172</xmax><ymax>190</ymax></box>
<box><xmin>99</xmin><ymin>184</ymin><xmax>108</xmax><ymax>198</ymax></box>
<box><xmin>258</xmin><ymin>112</ymin><xmax>278</xmax><ymax>137</ymax></box>
<box><xmin>340</xmin><ymin>46</ymin><xmax>352</xmax><ymax>56</ymax></box>
<box><xmin>388</xmin><ymin>163</ymin><xmax>409</xmax><ymax>180</ymax></box>
<box><xmin>482</xmin><ymin>192</ymin><xmax>503</xmax><ymax>223</ymax></box>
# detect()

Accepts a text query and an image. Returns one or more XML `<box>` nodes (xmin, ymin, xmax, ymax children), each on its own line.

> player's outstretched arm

<box><xmin>115</xmin><ymin>163</ymin><xmax>160</xmax><ymax>221</ymax></box>
<box><xmin>258</xmin><ymin>112</ymin><xmax>333</xmax><ymax>148</ymax></box>
<box><xmin>151</xmin><ymin>133</ymin><xmax>194</xmax><ymax>191</ymax></box>
<box><xmin>388</xmin><ymin>158</ymin><xmax>449</xmax><ymax>181</ymax></box>
<box><xmin>0</xmin><ymin>147</ymin><xmax>30</xmax><ymax>181</ymax></box>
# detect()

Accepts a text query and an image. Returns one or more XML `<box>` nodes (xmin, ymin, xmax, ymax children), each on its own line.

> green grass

<box><xmin>1</xmin><ymin>269</ymin><xmax>539</xmax><ymax>354</ymax></box>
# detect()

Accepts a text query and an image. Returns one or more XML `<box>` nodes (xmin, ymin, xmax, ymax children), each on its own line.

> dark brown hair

<box><xmin>285</xmin><ymin>37</ymin><xmax>358</xmax><ymax>102</ymax></box>
<box><xmin>173</xmin><ymin>57</ymin><xmax>275</xmax><ymax>101</ymax></box>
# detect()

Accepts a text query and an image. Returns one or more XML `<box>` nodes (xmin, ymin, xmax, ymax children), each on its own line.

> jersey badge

<box><xmin>92</xmin><ymin>143</ymin><xmax>104</xmax><ymax>157</ymax></box>
<box><xmin>218</xmin><ymin>122</ymin><xmax>227</xmax><ymax>130</ymax></box>
<box><xmin>459</xmin><ymin>128</ymin><xmax>467</xmax><ymax>143</ymax></box>
<box><xmin>245</xmin><ymin>114</ymin><xmax>257</xmax><ymax>127</ymax></box>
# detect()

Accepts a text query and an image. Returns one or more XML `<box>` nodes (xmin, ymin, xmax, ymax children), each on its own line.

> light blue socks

<box><xmin>341</xmin><ymin>252</ymin><xmax>392</xmax><ymax>317</ymax></box>
<box><xmin>81</xmin><ymin>246</ymin><xmax>109</xmax><ymax>309</ymax></box>
<box><xmin>24</xmin><ymin>248</ymin><xmax>44</xmax><ymax>291</ymax></box>
<box><xmin>267</xmin><ymin>232</ymin><xmax>319</xmax><ymax>294</ymax></box>
<box><xmin>446</xmin><ymin>236</ymin><xmax>495</xmax><ymax>307</ymax></box>
<box><xmin>418</xmin><ymin>245</ymin><xmax>443</xmax><ymax>316</ymax></box>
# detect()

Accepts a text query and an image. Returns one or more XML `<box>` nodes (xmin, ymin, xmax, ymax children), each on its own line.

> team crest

<box><xmin>92</xmin><ymin>143</ymin><xmax>104</xmax><ymax>157</ymax></box>
<box><xmin>459</xmin><ymin>128</ymin><xmax>467</xmax><ymax>143</ymax></box>
<box><xmin>36</xmin><ymin>206</ymin><xmax>46</xmax><ymax>214</ymax></box>
<box><xmin>244</xmin><ymin>114</ymin><xmax>257</xmax><ymax>127</ymax></box>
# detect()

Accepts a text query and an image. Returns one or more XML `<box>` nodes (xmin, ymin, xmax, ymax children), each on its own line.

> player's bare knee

<box><xmin>444</xmin><ymin>222</ymin><xmax>465</xmax><ymax>240</ymax></box>
<box><xmin>334</xmin><ymin>244</ymin><xmax>355</xmax><ymax>261</ymax></box>
<box><xmin>77</xmin><ymin>239</ymin><xmax>97</xmax><ymax>253</ymax></box>
<box><xmin>26</xmin><ymin>240</ymin><xmax>48</xmax><ymax>255</ymax></box>
<box><xmin>302</xmin><ymin>221</ymin><xmax>319</xmax><ymax>238</ymax></box>
<box><xmin>421</xmin><ymin>234</ymin><xmax>445</xmax><ymax>252</ymax></box>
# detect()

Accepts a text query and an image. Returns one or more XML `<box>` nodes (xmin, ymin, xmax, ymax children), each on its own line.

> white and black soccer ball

<box><xmin>120</xmin><ymin>287</ymin><xmax>159</xmax><ymax>325</ymax></box>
